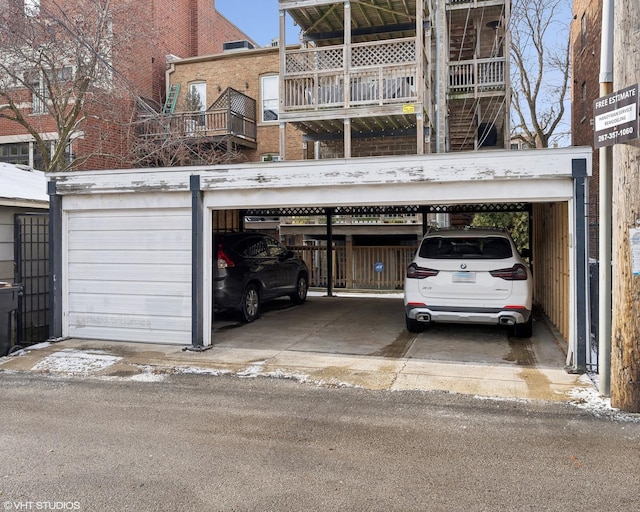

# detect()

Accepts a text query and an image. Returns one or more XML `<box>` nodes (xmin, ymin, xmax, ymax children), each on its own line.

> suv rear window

<box><xmin>418</xmin><ymin>236</ymin><xmax>512</xmax><ymax>259</ymax></box>
<box><xmin>235</xmin><ymin>236</ymin><xmax>270</xmax><ymax>258</ymax></box>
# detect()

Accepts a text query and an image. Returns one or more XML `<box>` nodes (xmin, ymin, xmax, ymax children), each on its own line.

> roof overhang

<box><xmin>50</xmin><ymin>147</ymin><xmax>592</xmax><ymax>209</ymax></box>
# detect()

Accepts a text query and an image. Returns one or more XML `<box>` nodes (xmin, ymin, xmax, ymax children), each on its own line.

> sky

<box><xmin>216</xmin><ymin>0</ymin><xmax>299</xmax><ymax>48</ymax></box>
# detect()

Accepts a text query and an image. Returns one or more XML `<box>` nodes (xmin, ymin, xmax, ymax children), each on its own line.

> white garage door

<box><xmin>66</xmin><ymin>208</ymin><xmax>192</xmax><ymax>344</ymax></box>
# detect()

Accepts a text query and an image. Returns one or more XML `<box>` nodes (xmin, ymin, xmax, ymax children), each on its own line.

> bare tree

<box><xmin>0</xmin><ymin>0</ymin><xmax>148</xmax><ymax>172</ymax></box>
<box><xmin>131</xmin><ymin>130</ymin><xmax>247</xmax><ymax>168</ymax></box>
<box><xmin>510</xmin><ymin>0</ymin><xmax>571</xmax><ymax>148</ymax></box>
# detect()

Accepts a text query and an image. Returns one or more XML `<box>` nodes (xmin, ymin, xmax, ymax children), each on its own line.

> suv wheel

<box><xmin>406</xmin><ymin>315</ymin><xmax>424</xmax><ymax>333</ymax></box>
<box><xmin>511</xmin><ymin>315</ymin><xmax>533</xmax><ymax>338</ymax></box>
<box><xmin>238</xmin><ymin>283</ymin><xmax>260</xmax><ymax>323</ymax></box>
<box><xmin>290</xmin><ymin>274</ymin><xmax>308</xmax><ymax>305</ymax></box>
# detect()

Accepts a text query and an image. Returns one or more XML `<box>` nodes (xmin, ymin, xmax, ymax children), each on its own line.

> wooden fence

<box><xmin>290</xmin><ymin>245</ymin><xmax>417</xmax><ymax>290</ymax></box>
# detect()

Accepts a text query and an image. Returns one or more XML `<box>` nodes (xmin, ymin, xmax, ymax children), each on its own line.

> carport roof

<box><xmin>49</xmin><ymin>147</ymin><xmax>592</xmax><ymax>209</ymax></box>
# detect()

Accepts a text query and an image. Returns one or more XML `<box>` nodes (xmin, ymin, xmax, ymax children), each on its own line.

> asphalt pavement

<box><xmin>0</xmin><ymin>373</ymin><xmax>639</xmax><ymax>512</ymax></box>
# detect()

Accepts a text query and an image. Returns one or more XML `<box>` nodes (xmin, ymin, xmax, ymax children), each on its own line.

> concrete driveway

<box><xmin>202</xmin><ymin>291</ymin><xmax>592</xmax><ymax>401</ymax></box>
<box><xmin>1</xmin><ymin>292</ymin><xmax>596</xmax><ymax>402</ymax></box>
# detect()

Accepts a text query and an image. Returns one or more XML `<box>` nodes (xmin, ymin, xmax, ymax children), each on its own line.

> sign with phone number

<box><xmin>594</xmin><ymin>84</ymin><xmax>639</xmax><ymax>148</ymax></box>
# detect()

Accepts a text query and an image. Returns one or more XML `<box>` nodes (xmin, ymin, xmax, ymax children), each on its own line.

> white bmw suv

<box><xmin>404</xmin><ymin>228</ymin><xmax>533</xmax><ymax>338</ymax></box>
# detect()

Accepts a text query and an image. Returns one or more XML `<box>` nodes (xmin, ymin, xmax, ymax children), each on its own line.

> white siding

<box><xmin>66</xmin><ymin>208</ymin><xmax>192</xmax><ymax>344</ymax></box>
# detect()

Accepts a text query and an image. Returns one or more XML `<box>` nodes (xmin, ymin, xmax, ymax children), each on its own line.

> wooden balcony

<box><xmin>282</xmin><ymin>38</ymin><xmax>420</xmax><ymax>123</ymax></box>
<box><xmin>136</xmin><ymin>88</ymin><xmax>257</xmax><ymax>149</ymax></box>
<box><xmin>447</xmin><ymin>57</ymin><xmax>506</xmax><ymax>97</ymax></box>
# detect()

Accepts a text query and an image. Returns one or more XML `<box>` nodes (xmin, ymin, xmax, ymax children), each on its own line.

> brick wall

<box><xmin>571</xmin><ymin>0</ymin><xmax>602</xmax><ymax>258</ymax></box>
<box><xmin>0</xmin><ymin>0</ymin><xmax>256</xmax><ymax>171</ymax></box>
<box><xmin>169</xmin><ymin>47</ymin><xmax>304</xmax><ymax>162</ymax></box>
<box><xmin>320</xmin><ymin>136</ymin><xmax>419</xmax><ymax>159</ymax></box>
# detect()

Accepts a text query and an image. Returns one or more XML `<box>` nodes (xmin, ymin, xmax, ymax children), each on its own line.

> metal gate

<box><xmin>14</xmin><ymin>213</ymin><xmax>49</xmax><ymax>344</ymax></box>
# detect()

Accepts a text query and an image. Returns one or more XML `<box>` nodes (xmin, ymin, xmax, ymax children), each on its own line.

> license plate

<box><xmin>452</xmin><ymin>271</ymin><xmax>476</xmax><ymax>283</ymax></box>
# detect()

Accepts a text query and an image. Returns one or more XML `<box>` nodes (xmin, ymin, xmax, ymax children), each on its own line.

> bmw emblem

<box><xmin>460</xmin><ymin>263</ymin><xmax>467</xmax><ymax>269</ymax></box>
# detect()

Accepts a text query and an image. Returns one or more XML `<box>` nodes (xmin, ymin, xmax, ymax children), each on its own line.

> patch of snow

<box><xmin>6</xmin><ymin>342</ymin><xmax>52</xmax><ymax>358</ymax></box>
<box><xmin>262</xmin><ymin>369</ymin><xmax>311</xmax><ymax>383</ymax></box>
<box><xmin>32</xmin><ymin>349</ymin><xmax>121</xmax><ymax>375</ymax></box>
<box><xmin>567</xmin><ymin>385</ymin><xmax>640</xmax><ymax>422</ymax></box>
<box><xmin>237</xmin><ymin>363</ymin><xmax>266</xmax><ymax>378</ymax></box>
<box><xmin>130</xmin><ymin>372</ymin><xmax>167</xmax><ymax>382</ymax></box>
<box><xmin>172</xmin><ymin>366</ymin><xmax>232</xmax><ymax>376</ymax></box>
<box><xmin>235</xmin><ymin>365</ymin><xmax>358</xmax><ymax>388</ymax></box>
<box><xmin>568</xmin><ymin>386</ymin><xmax>611</xmax><ymax>410</ymax></box>
<box><xmin>22</xmin><ymin>341</ymin><xmax>51</xmax><ymax>351</ymax></box>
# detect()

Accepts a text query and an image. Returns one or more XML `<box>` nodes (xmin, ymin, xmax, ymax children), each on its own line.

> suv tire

<box><xmin>290</xmin><ymin>274</ymin><xmax>308</xmax><ymax>305</ymax></box>
<box><xmin>406</xmin><ymin>315</ymin><xmax>424</xmax><ymax>333</ymax></box>
<box><xmin>238</xmin><ymin>283</ymin><xmax>260</xmax><ymax>323</ymax></box>
<box><xmin>511</xmin><ymin>315</ymin><xmax>533</xmax><ymax>338</ymax></box>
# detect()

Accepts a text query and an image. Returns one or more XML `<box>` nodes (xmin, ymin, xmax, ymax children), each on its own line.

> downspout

<box><xmin>598</xmin><ymin>0</ymin><xmax>614</xmax><ymax>396</ymax></box>
<box><xmin>166</xmin><ymin>62</ymin><xmax>176</xmax><ymax>101</ymax></box>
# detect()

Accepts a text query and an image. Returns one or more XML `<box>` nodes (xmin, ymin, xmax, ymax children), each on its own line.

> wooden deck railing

<box><xmin>283</xmin><ymin>38</ymin><xmax>418</xmax><ymax>111</ymax></box>
<box><xmin>137</xmin><ymin>87</ymin><xmax>257</xmax><ymax>143</ymax></box>
<box><xmin>136</xmin><ymin>110</ymin><xmax>257</xmax><ymax>143</ymax></box>
<box><xmin>448</xmin><ymin>57</ymin><xmax>506</xmax><ymax>95</ymax></box>
<box><xmin>291</xmin><ymin>245</ymin><xmax>417</xmax><ymax>291</ymax></box>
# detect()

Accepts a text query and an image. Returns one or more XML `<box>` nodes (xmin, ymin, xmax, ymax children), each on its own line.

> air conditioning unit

<box><xmin>223</xmin><ymin>40</ymin><xmax>255</xmax><ymax>52</ymax></box>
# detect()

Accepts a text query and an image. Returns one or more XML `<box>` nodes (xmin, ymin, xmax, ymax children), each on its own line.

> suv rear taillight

<box><xmin>406</xmin><ymin>263</ymin><xmax>439</xmax><ymax>279</ymax></box>
<box><xmin>490</xmin><ymin>264</ymin><xmax>528</xmax><ymax>281</ymax></box>
<box><xmin>217</xmin><ymin>244</ymin><xmax>235</xmax><ymax>269</ymax></box>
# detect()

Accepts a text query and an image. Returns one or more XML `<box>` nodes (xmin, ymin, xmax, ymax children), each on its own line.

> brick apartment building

<box><xmin>571</xmin><ymin>0</ymin><xmax>602</xmax><ymax>258</ymax></box>
<box><xmin>165</xmin><ymin>47</ymin><xmax>306</xmax><ymax>163</ymax></box>
<box><xmin>0</xmin><ymin>0</ymin><xmax>254</xmax><ymax>171</ymax></box>
<box><xmin>158</xmin><ymin>0</ymin><xmax>510</xmax><ymax>166</ymax></box>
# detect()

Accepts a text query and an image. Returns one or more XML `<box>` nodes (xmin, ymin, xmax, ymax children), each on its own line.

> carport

<box><xmin>48</xmin><ymin>147</ymin><xmax>591</xmax><ymax>371</ymax></box>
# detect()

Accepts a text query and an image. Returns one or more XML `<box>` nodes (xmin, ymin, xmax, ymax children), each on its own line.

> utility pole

<box><xmin>611</xmin><ymin>1</ymin><xmax>640</xmax><ymax>413</ymax></box>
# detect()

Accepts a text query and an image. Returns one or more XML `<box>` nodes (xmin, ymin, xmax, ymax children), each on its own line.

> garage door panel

<box><xmin>68</xmin><ymin>231</ymin><xmax>191</xmax><ymax>250</ymax></box>
<box><xmin>68</xmin><ymin>263</ymin><xmax>191</xmax><ymax>282</ymax></box>
<box><xmin>68</xmin><ymin>311</ymin><xmax>190</xmax><ymax>331</ymax></box>
<box><xmin>68</xmin><ymin>322</ymin><xmax>190</xmax><ymax>345</ymax></box>
<box><xmin>68</xmin><ymin>213</ymin><xmax>190</xmax><ymax>232</ymax></box>
<box><xmin>68</xmin><ymin>293</ymin><xmax>190</xmax><ymax>316</ymax></box>
<box><xmin>68</xmin><ymin>250</ymin><xmax>190</xmax><ymax>265</ymax></box>
<box><xmin>68</xmin><ymin>280</ymin><xmax>190</xmax><ymax>297</ymax></box>
<box><xmin>66</xmin><ymin>208</ymin><xmax>192</xmax><ymax>343</ymax></box>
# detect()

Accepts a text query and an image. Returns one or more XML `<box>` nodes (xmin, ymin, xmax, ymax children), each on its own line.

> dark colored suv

<box><xmin>213</xmin><ymin>232</ymin><xmax>309</xmax><ymax>322</ymax></box>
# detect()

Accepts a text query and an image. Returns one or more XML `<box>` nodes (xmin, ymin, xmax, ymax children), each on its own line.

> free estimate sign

<box><xmin>594</xmin><ymin>84</ymin><xmax>639</xmax><ymax>148</ymax></box>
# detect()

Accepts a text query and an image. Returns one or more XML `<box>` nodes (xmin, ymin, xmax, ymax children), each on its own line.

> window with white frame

<box><xmin>188</xmin><ymin>82</ymin><xmax>206</xmax><ymax>112</ymax></box>
<box><xmin>261</xmin><ymin>154</ymin><xmax>281</xmax><ymax>162</ymax></box>
<box><xmin>186</xmin><ymin>82</ymin><xmax>207</xmax><ymax>130</ymax></box>
<box><xmin>261</xmin><ymin>75</ymin><xmax>279</xmax><ymax>122</ymax></box>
